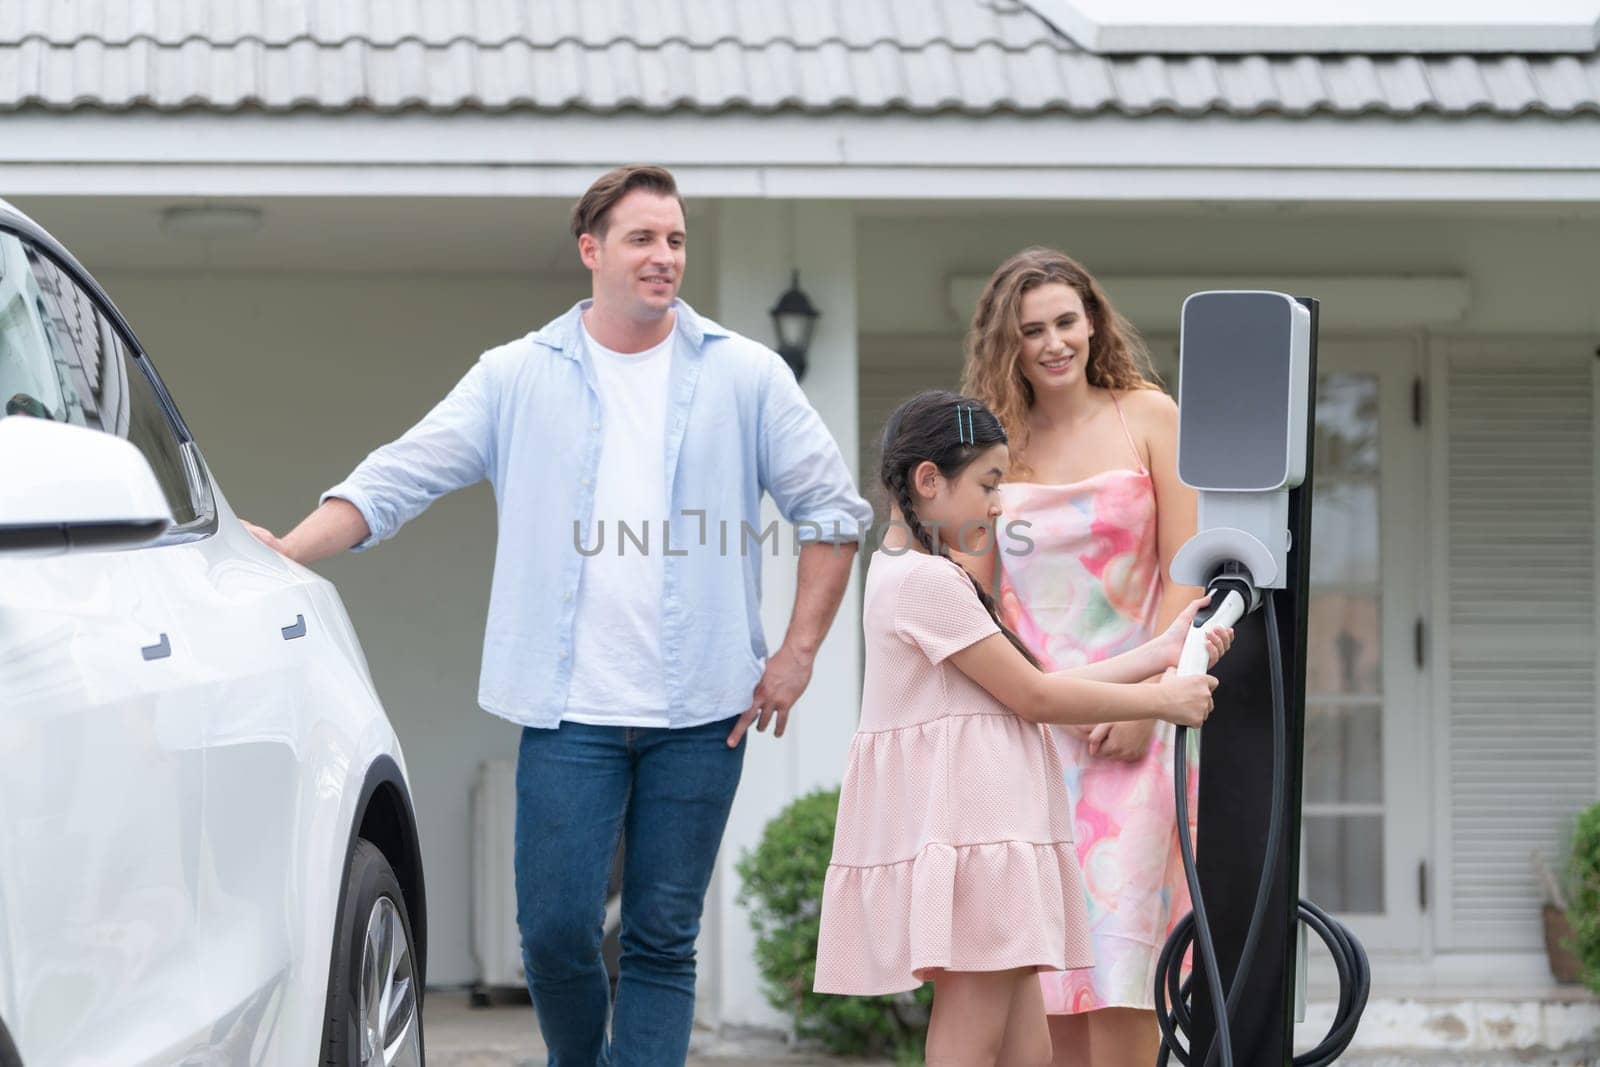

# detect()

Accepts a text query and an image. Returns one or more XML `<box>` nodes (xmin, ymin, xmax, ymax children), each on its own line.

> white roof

<box><xmin>0</xmin><ymin>0</ymin><xmax>1595</xmax><ymax>117</ymax></box>
<box><xmin>1035</xmin><ymin>1</ymin><xmax>1600</xmax><ymax>54</ymax></box>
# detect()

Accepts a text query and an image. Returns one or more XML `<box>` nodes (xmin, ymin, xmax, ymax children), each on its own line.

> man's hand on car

<box><xmin>241</xmin><ymin>520</ymin><xmax>291</xmax><ymax>558</ymax></box>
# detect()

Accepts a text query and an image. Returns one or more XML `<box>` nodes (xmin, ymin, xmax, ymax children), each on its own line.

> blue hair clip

<box><xmin>957</xmin><ymin>404</ymin><xmax>977</xmax><ymax>445</ymax></box>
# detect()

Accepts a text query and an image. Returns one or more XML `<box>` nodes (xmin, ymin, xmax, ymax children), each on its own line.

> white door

<box><xmin>1299</xmin><ymin>338</ymin><xmax>1430</xmax><ymax>951</ymax></box>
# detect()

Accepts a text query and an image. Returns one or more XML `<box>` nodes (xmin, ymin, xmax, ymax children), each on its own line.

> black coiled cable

<box><xmin>1153</xmin><ymin>591</ymin><xmax>1371</xmax><ymax>1067</ymax></box>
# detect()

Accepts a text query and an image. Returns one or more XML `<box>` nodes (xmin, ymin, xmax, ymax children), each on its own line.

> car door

<box><xmin>0</xmin><ymin>229</ymin><xmax>215</xmax><ymax>1064</ymax></box>
<box><xmin>147</xmin><ymin>505</ymin><xmax>353</xmax><ymax>1059</ymax></box>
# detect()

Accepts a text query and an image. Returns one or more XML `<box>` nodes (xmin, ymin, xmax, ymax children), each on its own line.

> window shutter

<box><xmin>1441</xmin><ymin>342</ymin><xmax>1596</xmax><ymax>950</ymax></box>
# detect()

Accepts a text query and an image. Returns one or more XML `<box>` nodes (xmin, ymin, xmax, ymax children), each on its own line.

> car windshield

<box><xmin>0</xmin><ymin>230</ymin><xmax>91</xmax><ymax>425</ymax></box>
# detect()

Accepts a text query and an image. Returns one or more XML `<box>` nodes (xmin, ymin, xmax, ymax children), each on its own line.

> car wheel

<box><xmin>323</xmin><ymin>838</ymin><xmax>424</xmax><ymax>1066</ymax></box>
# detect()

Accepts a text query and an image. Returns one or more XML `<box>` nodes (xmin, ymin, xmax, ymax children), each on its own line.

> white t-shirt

<box><xmin>563</xmin><ymin>323</ymin><xmax>674</xmax><ymax>727</ymax></box>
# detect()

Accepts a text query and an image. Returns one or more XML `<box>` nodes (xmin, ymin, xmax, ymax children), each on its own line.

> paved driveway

<box><xmin>423</xmin><ymin>990</ymin><xmax>1600</xmax><ymax>1066</ymax></box>
<box><xmin>423</xmin><ymin>992</ymin><xmax>895</xmax><ymax>1066</ymax></box>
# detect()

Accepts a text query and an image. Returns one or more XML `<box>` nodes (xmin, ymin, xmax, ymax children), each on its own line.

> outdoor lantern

<box><xmin>769</xmin><ymin>270</ymin><xmax>821</xmax><ymax>381</ymax></box>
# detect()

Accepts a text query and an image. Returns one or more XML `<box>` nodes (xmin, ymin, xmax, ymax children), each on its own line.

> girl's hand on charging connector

<box><xmin>1156</xmin><ymin>594</ymin><xmax>1211</xmax><ymax>668</ymax></box>
<box><xmin>1204</xmin><ymin>625</ymin><xmax>1234</xmax><ymax>668</ymax></box>
<box><xmin>1155</xmin><ymin>667</ymin><xmax>1218</xmax><ymax>728</ymax></box>
<box><xmin>1155</xmin><ymin>596</ymin><xmax>1235</xmax><ymax>671</ymax></box>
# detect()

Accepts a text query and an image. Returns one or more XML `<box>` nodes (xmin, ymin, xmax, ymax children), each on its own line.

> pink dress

<box><xmin>813</xmin><ymin>550</ymin><xmax>1094</xmax><ymax>995</ymax></box>
<box><xmin>997</xmin><ymin>394</ymin><xmax>1198</xmax><ymax>1015</ymax></box>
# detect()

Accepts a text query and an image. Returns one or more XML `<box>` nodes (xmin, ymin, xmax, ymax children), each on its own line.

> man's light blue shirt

<box><xmin>323</xmin><ymin>299</ymin><xmax>874</xmax><ymax>729</ymax></box>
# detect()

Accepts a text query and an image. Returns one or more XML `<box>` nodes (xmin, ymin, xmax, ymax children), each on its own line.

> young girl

<box><xmin>964</xmin><ymin>247</ymin><xmax>1199</xmax><ymax>1067</ymax></box>
<box><xmin>812</xmin><ymin>391</ymin><xmax>1227</xmax><ymax>1066</ymax></box>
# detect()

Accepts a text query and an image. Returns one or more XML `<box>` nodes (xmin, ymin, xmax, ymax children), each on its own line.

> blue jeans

<box><xmin>514</xmin><ymin>716</ymin><xmax>746</xmax><ymax>1067</ymax></box>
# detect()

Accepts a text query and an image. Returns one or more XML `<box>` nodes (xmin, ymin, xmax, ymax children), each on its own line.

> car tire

<box><xmin>0</xmin><ymin>1017</ymin><xmax>19</xmax><ymax>1067</ymax></box>
<box><xmin>322</xmin><ymin>839</ymin><xmax>425</xmax><ymax>1066</ymax></box>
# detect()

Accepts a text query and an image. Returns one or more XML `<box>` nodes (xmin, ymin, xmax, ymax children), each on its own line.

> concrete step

<box><xmin>1299</xmin><ymin>995</ymin><xmax>1600</xmax><ymax>1065</ymax></box>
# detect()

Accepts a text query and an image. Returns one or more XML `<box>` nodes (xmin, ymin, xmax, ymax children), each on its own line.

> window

<box><xmin>1303</xmin><ymin>373</ymin><xmax>1385</xmax><ymax>913</ymax></box>
<box><xmin>1298</xmin><ymin>341</ymin><xmax>1428</xmax><ymax>953</ymax></box>
<box><xmin>0</xmin><ymin>230</ymin><xmax>208</xmax><ymax>530</ymax></box>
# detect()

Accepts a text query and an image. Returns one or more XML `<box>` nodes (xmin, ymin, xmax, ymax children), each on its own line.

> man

<box><xmin>244</xmin><ymin>165</ymin><xmax>872</xmax><ymax>1065</ymax></box>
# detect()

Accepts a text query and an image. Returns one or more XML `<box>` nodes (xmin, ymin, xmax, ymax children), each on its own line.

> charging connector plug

<box><xmin>1178</xmin><ymin>573</ymin><xmax>1255</xmax><ymax>678</ymax></box>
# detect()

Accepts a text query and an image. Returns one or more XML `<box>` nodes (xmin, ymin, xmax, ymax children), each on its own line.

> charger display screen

<box><xmin>1178</xmin><ymin>292</ymin><xmax>1295</xmax><ymax>491</ymax></box>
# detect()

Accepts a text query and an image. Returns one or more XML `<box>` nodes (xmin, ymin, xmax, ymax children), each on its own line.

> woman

<box><xmin>962</xmin><ymin>246</ymin><xmax>1199</xmax><ymax>1067</ymax></box>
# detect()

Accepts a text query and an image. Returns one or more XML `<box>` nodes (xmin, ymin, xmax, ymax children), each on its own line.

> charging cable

<box><xmin>1154</xmin><ymin>582</ymin><xmax>1370</xmax><ymax>1067</ymax></box>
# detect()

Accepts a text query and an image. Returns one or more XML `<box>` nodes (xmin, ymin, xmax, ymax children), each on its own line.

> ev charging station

<box><xmin>1156</xmin><ymin>293</ymin><xmax>1369</xmax><ymax>1067</ymax></box>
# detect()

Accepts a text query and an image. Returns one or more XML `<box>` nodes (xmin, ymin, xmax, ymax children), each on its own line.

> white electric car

<box><xmin>0</xmin><ymin>200</ymin><xmax>426</xmax><ymax>1066</ymax></box>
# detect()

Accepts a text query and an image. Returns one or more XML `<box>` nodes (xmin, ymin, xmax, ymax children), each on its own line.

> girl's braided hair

<box><xmin>879</xmin><ymin>390</ymin><xmax>1041</xmax><ymax>668</ymax></box>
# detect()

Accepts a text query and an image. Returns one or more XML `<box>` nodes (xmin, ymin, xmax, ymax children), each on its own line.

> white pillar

<box><xmin>698</xmin><ymin>199</ymin><xmax>863</xmax><ymax>1031</ymax></box>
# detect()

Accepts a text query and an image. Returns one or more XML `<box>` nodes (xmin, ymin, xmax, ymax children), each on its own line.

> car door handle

<box><xmin>281</xmin><ymin>614</ymin><xmax>307</xmax><ymax>641</ymax></box>
<box><xmin>141</xmin><ymin>633</ymin><xmax>172</xmax><ymax>661</ymax></box>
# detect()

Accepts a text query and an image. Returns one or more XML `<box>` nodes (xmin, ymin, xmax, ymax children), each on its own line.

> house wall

<box><xmin>855</xmin><ymin>208</ymin><xmax>1600</xmax><ymax>338</ymax></box>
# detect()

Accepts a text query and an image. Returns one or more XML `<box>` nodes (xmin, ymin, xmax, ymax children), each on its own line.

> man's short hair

<box><xmin>570</xmin><ymin>165</ymin><xmax>684</xmax><ymax>241</ymax></box>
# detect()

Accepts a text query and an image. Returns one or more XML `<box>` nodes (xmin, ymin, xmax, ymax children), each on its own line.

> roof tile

<box><xmin>1</xmin><ymin>0</ymin><xmax>1594</xmax><ymax>117</ymax></box>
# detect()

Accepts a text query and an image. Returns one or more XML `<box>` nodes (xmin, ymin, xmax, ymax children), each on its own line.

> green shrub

<box><xmin>736</xmin><ymin>786</ymin><xmax>931</xmax><ymax>1059</ymax></box>
<box><xmin>1568</xmin><ymin>801</ymin><xmax>1600</xmax><ymax>993</ymax></box>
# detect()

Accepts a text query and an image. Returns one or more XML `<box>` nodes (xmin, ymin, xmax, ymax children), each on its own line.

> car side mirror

<box><xmin>0</xmin><ymin>415</ymin><xmax>173</xmax><ymax>557</ymax></box>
